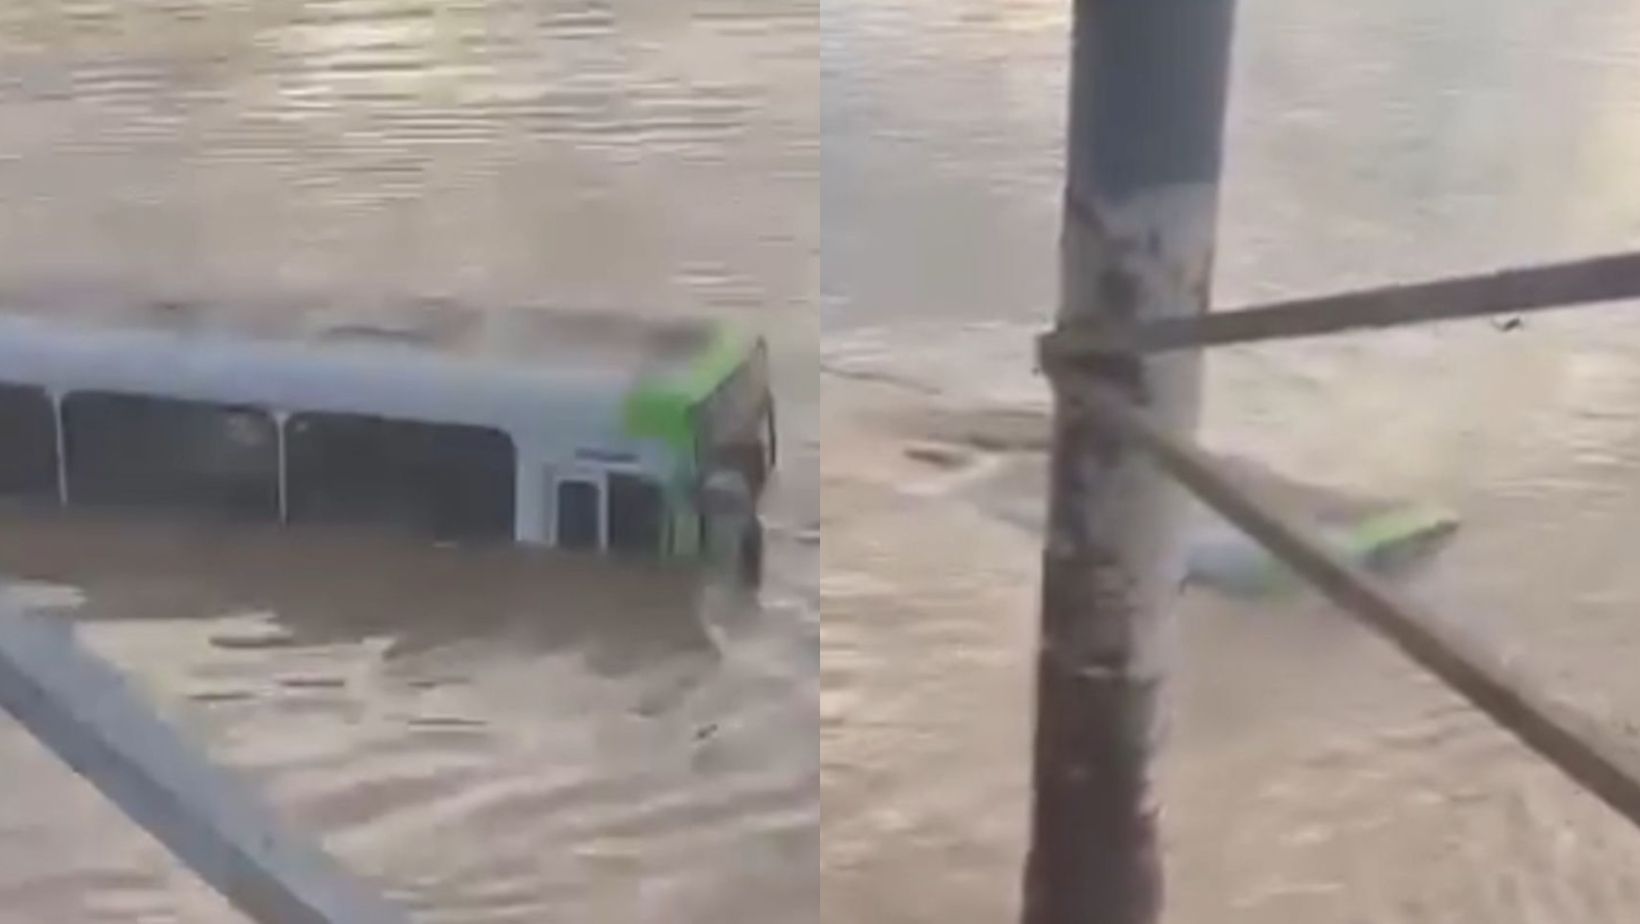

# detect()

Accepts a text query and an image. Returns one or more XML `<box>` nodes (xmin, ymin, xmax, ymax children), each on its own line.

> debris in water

<box><xmin>406</xmin><ymin>716</ymin><xmax>487</xmax><ymax>730</ymax></box>
<box><xmin>903</xmin><ymin>443</ymin><xmax>972</xmax><ymax>470</ymax></box>
<box><xmin>1186</xmin><ymin>503</ymin><xmax>1461</xmax><ymax>598</ymax></box>
<box><xmin>208</xmin><ymin>612</ymin><xmax>298</xmax><ymax>650</ymax></box>
<box><xmin>277</xmin><ymin>676</ymin><xmax>348</xmax><ymax>690</ymax></box>
<box><xmin>187</xmin><ymin>690</ymin><xmax>257</xmax><ymax>704</ymax></box>
<box><xmin>937</xmin><ymin>424</ymin><xmax>1463</xmax><ymax>599</ymax></box>
<box><xmin>405</xmin><ymin>676</ymin><xmax>465</xmax><ymax>691</ymax></box>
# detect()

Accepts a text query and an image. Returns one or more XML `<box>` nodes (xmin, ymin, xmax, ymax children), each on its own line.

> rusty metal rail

<box><xmin>1040</xmin><ymin>363</ymin><xmax>1640</xmax><ymax>833</ymax></box>
<box><xmin>1040</xmin><ymin>249</ymin><xmax>1640</xmax><ymax>360</ymax></box>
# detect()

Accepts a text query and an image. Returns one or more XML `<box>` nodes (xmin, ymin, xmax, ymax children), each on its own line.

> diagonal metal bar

<box><xmin>1041</xmin><ymin>249</ymin><xmax>1640</xmax><ymax>359</ymax></box>
<box><xmin>0</xmin><ymin>605</ymin><xmax>407</xmax><ymax>924</ymax></box>
<box><xmin>1060</xmin><ymin>379</ymin><xmax>1640</xmax><ymax>832</ymax></box>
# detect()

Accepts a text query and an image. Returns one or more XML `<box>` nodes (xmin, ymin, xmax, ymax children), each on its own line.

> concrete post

<box><xmin>1023</xmin><ymin>2</ymin><xmax>1238</xmax><ymax>922</ymax></box>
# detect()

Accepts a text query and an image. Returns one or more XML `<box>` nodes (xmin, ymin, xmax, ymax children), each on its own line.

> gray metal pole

<box><xmin>1023</xmin><ymin>1</ymin><xmax>1238</xmax><ymax>922</ymax></box>
<box><xmin>0</xmin><ymin>606</ymin><xmax>406</xmax><ymax>924</ymax></box>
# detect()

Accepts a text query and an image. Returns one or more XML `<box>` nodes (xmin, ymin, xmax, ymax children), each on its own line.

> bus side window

<box><xmin>285</xmin><ymin>413</ymin><xmax>516</xmax><ymax>543</ymax></box>
<box><xmin>556</xmin><ymin>480</ymin><xmax>600</xmax><ymax>551</ymax></box>
<box><xmin>0</xmin><ymin>383</ymin><xmax>60</xmax><ymax>502</ymax></box>
<box><xmin>61</xmin><ymin>392</ymin><xmax>280</xmax><ymax>521</ymax></box>
<box><xmin>607</xmin><ymin>473</ymin><xmax>664</xmax><ymax>556</ymax></box>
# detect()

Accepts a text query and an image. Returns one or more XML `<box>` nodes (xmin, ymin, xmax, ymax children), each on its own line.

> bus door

<box><xmin>552</xmin><ymin>468</ymin><xmax>605</xmax><ymax>551</ymax></box>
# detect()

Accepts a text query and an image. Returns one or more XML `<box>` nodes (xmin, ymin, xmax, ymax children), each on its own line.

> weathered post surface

<box><xmin>1023</xmin><ymin>2</ymin><xmax>1238</xmax><ymax>922</ymax></box>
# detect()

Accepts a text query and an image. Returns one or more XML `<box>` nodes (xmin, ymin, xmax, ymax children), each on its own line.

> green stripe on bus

<box><xmin>624</xmin><ymin>323</ymin><xmax>753</xmax><ymax>559</ymax></box>
<box><xmin>622</xmin><ymin>322</ymin><xmax>753</xmax><ymax>458</ymax></box>
<box><xmin>1204</xmin><ymin>503</ymin><xmax>1459</xmax><ymax>595</ymax></box>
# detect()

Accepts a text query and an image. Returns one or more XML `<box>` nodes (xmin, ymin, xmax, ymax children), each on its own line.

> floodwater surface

<box><xmin>0</xmin><ymin>2</ymin><xmax>816</xmax><ymax>922</ymax></box>
<box><xmin>823</xmin><ymin>1</ymin><xmax>1640</xmax><ymax>923</ymax></box>
<box><xmin>9</xmin><ymin>0</ymin><xmax>1640</xmax><ymax>921</ymax></box>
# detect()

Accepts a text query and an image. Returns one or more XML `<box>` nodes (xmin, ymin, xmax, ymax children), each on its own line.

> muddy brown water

<box><xmin>824</xmin><ymin>1</ymin><xmax>1640</xmax><ymax>923</ymax></box>
<box><xmin>0</xmin><ymin>2</ymin><xmax>815</xmax><ymax>922</ymax></box>
<box><xmin>10</xmin><ymin>1</ymin><xmax>1640</xmax><ymax>922</ymax></box>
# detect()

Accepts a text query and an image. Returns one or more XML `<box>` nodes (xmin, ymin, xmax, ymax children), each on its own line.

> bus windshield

<box><xmin>621</xmin><ymin>326</ymin><xmax>775</xmax><ymax>499</ymax></box>
<box><xmin>695</xmin><ymin>340</ymin><xmax>773</xmax><ymax>495</ymax></box>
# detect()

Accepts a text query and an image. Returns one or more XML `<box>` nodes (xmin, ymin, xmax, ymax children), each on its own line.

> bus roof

<box><xmin>0</xmin><ymin>297</ymin><xmax>751</xmax><ymax>443</ymax></box>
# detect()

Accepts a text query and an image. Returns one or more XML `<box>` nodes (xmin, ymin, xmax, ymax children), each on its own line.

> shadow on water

<box><xmin>0</xmin><ymin>504</ymin><xmax>720</xmax><ymax>676</ymax></box>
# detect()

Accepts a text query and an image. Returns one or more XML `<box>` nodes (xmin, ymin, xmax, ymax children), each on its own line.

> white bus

<box><xmin>0</xmin><ymin>305</ymin><xmax>776</xmax><ymax>583</ymax></box>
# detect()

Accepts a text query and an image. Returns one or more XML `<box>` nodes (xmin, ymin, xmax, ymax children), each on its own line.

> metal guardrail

<box><xmin>1041</xmin><ymin>249</ymin><xmax>1640</xmax><ymax>358</ymax></box>
<box><xmin>0</xmin><ymin>604</ymin><xmax>408</xmax><ymax>923</ymax></box>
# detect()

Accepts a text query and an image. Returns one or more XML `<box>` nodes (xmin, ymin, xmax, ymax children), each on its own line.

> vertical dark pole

<box><xmin>1023</xmin><ymin>2</ymin><xmax>1237</xmax><ymax>923</ymax></box>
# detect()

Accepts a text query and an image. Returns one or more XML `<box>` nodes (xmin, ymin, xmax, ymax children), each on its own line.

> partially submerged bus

<box><xmin>0</xmin><ymin>304</ymin><xmax>775</xmax><ymax>583</ymax></box>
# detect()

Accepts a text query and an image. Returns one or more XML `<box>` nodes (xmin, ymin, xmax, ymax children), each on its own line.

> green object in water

<box><xmin>1185</xmin><ymin>503</ymin><xmax>1460</xmax><ymax>598</ymax></box>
